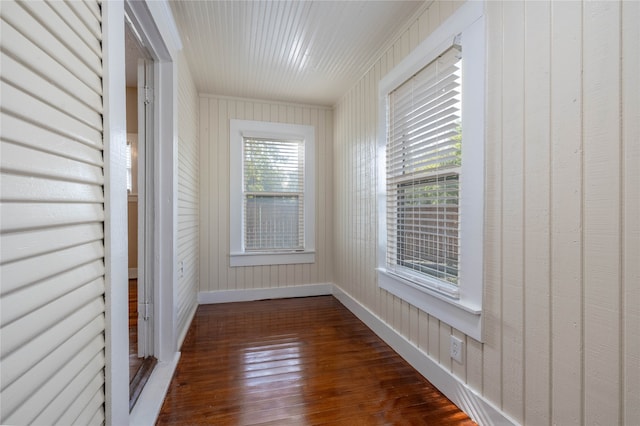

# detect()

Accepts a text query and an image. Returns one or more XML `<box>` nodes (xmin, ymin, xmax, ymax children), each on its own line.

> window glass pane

<box><xmin>245</xmin><ymin>195</ymin><xmax>302</xmax><ymax>251</ymax></box>
<box><xmin>125</xmin><ymin>143</ymin><xmax>132</xmax><ymax>192</ymax></box>
<box><xmin>396</xmin><ymin>174</ymin><xmax>459</xmax><ymax>284</ymax></box>
<box><xmin>244</xmin><ymin>139</ymin><xmax>304</xmax><ymax>193</ymax></box>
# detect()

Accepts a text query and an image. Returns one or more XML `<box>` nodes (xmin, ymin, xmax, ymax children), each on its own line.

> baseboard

<box><xmin>177</xmin><ymin>303</ymin><xmax>198</xmax><ymax>350</ymax></box>
<box><xmin>198</xmin><ymin>283</ymin><xmax>333</xmax><ymax>304</ymax></box>
<box><xmin>331</xmin><ymin>286</ymin><xmax>516</xmax><ymax>426</ymax></box>
<box><xmin>129</xmin><ymin>268</ymin><xmax>138</xmax><ymax>279</ymax></box>
<box><xmin>129</xmin><ymin>351</ymin><xmax>180</xmax><ymax>426</ymax></box>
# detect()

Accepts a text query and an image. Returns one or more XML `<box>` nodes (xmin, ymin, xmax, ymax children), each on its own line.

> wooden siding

<box><xmin>0</xmin><ymin>0</ymin><xmax>105</xmax><ymax>424</ymax></box>
<box><xmin>199</xmin><ymin>96</ymin><xmax>333</xmax><ymax>293</ymax></box>
<box><xmin>177</xmin><ymin>52</ymin><xmax>200</xmax><ymax>345</ymax></box>
<box><xmin>333</xmin><ymin>1</ymin><xmax>639</xmax><ymax>425</ymax></box>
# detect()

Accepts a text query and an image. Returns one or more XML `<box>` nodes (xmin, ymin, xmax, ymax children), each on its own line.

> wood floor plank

<box><xmin>157</xmin><ymin>296</ymin><xmax>475</xmax><ymax>425</ymax></box>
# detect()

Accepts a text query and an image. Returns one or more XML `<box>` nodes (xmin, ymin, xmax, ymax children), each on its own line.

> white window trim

<box><xmin>230</xmin><ymin>119</ymin><xmax>316</xmax><ymax>267</ymax></box>
<box><xmin>377</xmin><ymin>1</ymin><xmax>485</xmax><ymax>341</ymax></box>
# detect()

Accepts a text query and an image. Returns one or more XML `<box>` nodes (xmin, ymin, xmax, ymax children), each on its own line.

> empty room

<box><xmin>0</xmin><ymin>0</ymin><xmax>637</xmax><ymax>425</ymax></box>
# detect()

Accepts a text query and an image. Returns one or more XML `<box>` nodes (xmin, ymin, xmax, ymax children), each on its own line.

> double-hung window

<box><xmin>377</xmin><ymin>1</ymin><xmax>485</xmax><ymax>340</ymax></box>
<box><xmin>230</xmin><ymin>120</ymin><xmax>315</xmax><ymax>267</ymax></box>
<box><xmin>387</xmin><ymin>46</ymin><xmax>462</xmax><ymax>291</ymax></box>
<box><xmin>243</xmin><ymin>137</ymin><xmax>304</xmax><ymax>251</ymax></box>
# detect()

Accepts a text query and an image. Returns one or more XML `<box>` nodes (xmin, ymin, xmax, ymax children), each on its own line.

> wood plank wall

<box><xmin>333</xmin><ymin>1</ymin><xmax>639</xmax><ymax>425</ymax></box>
<box><xmin>177</xmin><ymin>52</ymin><xmax>200</xmax><ymax>345</ymax></box>
<box><xmin>199</xmin><ymin>96</ymin><xmax>333</xmax><ymax>293</ymax></box>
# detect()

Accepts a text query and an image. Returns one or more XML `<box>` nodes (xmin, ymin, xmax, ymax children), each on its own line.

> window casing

<box><xmin>377</xmin><ymin>1</ymin><xmax>485</xmax><ymax>340</ymax></box>
<box><xmin>230</xmin><ymin>120</ymin><xmax>315</xmax><ymax>267</ymax></box>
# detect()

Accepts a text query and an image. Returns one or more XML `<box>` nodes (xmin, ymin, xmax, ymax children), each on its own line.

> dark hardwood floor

<box><xmin>157</xmin><ymin>296</ymin><xmax>475</xmax><ymax>425</ymax></box>
<box><xmin>129</xmin><ymin>279</ymin><xmax>142</xmax><ymax>380</ymax></box>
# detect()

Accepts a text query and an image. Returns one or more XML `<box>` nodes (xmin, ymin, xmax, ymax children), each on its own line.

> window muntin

<box><xmin>386</xmin><ymin>46</ymin><xmax>462</xmax><ymax>292</ymax></box>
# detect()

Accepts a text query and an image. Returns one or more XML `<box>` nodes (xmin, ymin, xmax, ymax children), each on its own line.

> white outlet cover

<box><xmin>450</xmin><ymin>335</ymin><xmax>464</xmax><ymax>364</ymax></box>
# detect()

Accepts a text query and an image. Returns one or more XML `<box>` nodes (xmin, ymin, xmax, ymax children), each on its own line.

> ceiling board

<box><xmin>170</xmin><ymin>0</ymin><xmax>425</xmax><ymax>106</ymax></box>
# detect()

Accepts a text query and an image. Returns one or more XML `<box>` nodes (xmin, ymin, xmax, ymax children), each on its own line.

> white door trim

<box><xmin>104</xmin><ymin>0</ymin><xmax>182</xmax><ymax>422</ymax></box>
<box><xmin>125</xmin><ymin>0</ymin><xmax>182</xmax><ymax>362</ymax></box>
<box><xmin>102</xmin><ymin>2</ymin><xmax>129</xmax><ymax>424</ymax></box>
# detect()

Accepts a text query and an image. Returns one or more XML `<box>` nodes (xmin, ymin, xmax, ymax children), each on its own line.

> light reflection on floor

<box><xmin>240</xmin><ymin>336</ymin><xmax>307</xmax><ymax>423</ymax></box>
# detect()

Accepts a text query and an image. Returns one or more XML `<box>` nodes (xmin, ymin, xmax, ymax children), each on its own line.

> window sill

<box><xmin>230</xmin><ymin>251</ymin><xmax>315</xmax><ymax>267</ymax></box>
<box><xmin>377</xmin><ymin>268</ymin><xmax>482</xmax><ymax>341</ymax></box>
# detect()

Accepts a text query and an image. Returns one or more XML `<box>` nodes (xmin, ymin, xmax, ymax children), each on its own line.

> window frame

<box><xmin>376</xmin><ymin>1</ymin><xmax>485</xmax><ymax>341</ymax></box>
<box><xmin>230</xmin><ymin>119</ymin><xmax>315</xmax><ymax>267</ymax></box>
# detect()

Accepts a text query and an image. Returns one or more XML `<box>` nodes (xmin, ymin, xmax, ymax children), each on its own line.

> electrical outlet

<box><xmin>450</xmin><ymin>335</ymin><xmax>464</xmax><ymax>364</ymax></box>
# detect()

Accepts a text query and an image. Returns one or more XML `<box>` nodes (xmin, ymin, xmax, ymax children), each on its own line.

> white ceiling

<box><xmin>169</xmin><ymin>0</ymin><xmax>425</xmax><ymax>106</ymax></box>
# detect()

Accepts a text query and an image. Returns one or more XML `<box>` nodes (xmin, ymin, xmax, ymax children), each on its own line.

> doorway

<box><xmin>125</xmin><ymin>19</ymin><xmax>156</xmax><ymax>409</ymax></box>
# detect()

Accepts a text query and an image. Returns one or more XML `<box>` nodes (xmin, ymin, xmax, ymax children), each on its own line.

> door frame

<box><xmin>136</xmin><ymin>55</ymin><xmax>154</xmax><ymax>358</ymax></box>
<box><xmin>103</xmin><ymin>1</ymin><xmax>182</xmax><ymax>423</ymax></box>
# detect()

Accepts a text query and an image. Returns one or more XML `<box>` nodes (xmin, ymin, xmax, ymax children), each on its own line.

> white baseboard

<box><xmin>129</xmin><ymin>351</ymin><xmax>180</xmax><ymax>426</ymax></box>
<box><xmin>129</xmin><ymin>268</ymin><xmax>138</xmax><ymax>279</ymax></box>
<box><xmin>177</xmin><ymin>303</ymin><xmax>197</xmax><ymax>350</ymax></box>
<box><xmin>198</xmin><ymin>283</ymin><xmax>333</xmax><ymax>304</ymax></box>
<box><xmin>332</xmin><ymin>286</ymin><xmax>516</xmax><ymax>426</ymax></box>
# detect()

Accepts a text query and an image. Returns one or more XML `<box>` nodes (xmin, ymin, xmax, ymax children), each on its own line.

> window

<box><xmin>126</xmin><ymin>141</ymin><xmax>133</xmax><ymax>193</ymax></box>
<box><xmin>377</xmin><ymin>1</ymin><xmax>485</xmax><ymax>340</ymax></box>
<box><xmin>126</xmin><ymin>133</ymin><xmax>138</xmax><ymax>194</ymax></box>
<box><xmin>387</xmin><ymin>46</ymin><xmax>462</xmax><ymax>293</ymax></box>
<box><xmin>243</xmin><ymin>137</ymin><xmax>304</xmax><ymax>251</ymax></box>
<box><xmin>230</xmin><ymin>120</ymin><xmax>315</xmax><ymax>267</ymax></box>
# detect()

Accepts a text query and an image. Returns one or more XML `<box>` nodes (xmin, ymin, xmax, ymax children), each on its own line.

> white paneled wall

<box><xmin>176</xmin><ymin>52</ymin><xmax>199</xmax><ymax>345</ymax></box>
<box><xmin>0</xmin><ymin>0</ymin><xmax>105</xmax><ymax>424</ymax></box>
<box><xmin>333</xmin><ymin>1</ymin><xmax>639</xmax><ymax>425</ymax></box>
<box><xmin>199</xmin><ymin>96</ymin><xmax>332</xmax><ymax>293</ymax></box>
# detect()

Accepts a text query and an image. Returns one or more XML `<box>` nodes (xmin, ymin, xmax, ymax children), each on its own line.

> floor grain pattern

<box><xmin>157</xmin><ymin>296</ymin><xmax>475</xmax><ymax>425</ymax></box>
<box><xmin>130</xmin><ymin>279</ymin><xmax>142</xmax><ymax>381</ymax></box>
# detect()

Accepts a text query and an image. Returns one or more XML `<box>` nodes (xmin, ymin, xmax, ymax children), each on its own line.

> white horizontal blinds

<box><xmin>0</xmin><ymin>1</ymin><xmax>106</xmax><ymax>425</ymax></box>
<box><xmin>243</xmin><ymin>137</ymin><xmax>305</xmax><ymax>251</ymax></box>
<box><xmin>386</xmin><ymin>45</ymin><xmax>462</xmax><ymax>288</ymax></box>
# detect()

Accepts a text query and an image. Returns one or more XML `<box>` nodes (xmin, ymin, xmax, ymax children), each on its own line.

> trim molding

<box><xmin>129</xmin><ymin>352</ymin><xmax>180</xmax><ymax>426</ymax></box>
<box><xmin>198</xmin><ymin>283</ymin><xmax>333</xmax><ymax>304</ymax></box>
<box><xmin>102</xmin><ymin>2</ymin><xmax>129</xmax><ymax>424</ymax></box>
<box><xmin>177</xmin><ymin>303</ymin><xmax>197</xmax><ymax>350</ymax></box>
<box><xmin>332</xmin><ymin>286</ymin><xmax>516</xmax><ymax>426</ymax></box>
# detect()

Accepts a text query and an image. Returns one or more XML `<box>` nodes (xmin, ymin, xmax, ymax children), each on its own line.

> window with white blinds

<box><xmin>386</xmin><ymin>46</ymin><xmax>462</xmax><ymax>290</ymax></box>
<box><xmin>243</xmin><ymin>138</ymin><xmax>305</xmax><ymax>251</ymax></box>
<box><xmin>376</xmin><ymin>0</ymin><xmax>485</xmax><ymax>340</ymax></box>
<box><xmin>230</xmin><ymin>120</ymin><xmax>315</xmax><ymax>267</ymax></box>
